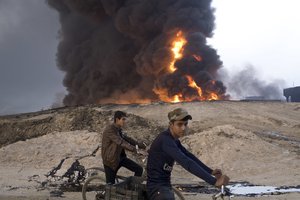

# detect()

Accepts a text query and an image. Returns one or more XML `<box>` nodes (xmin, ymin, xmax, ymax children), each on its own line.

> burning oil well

<box><xmin>47</xmin><ymin>0</ymin><xmax>227</xmax><ymax>105</ymax></box>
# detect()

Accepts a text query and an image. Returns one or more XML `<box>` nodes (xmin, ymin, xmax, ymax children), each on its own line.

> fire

<box><xmin>153</xmin><ymin>88</ymin><xmax>182</xmax><ymax>103</ymax></box>
<box><xmin>168</xmin><ymin>31</ymin><xmax>187</xmax><ymax>73</ymax></box>
<box><xmin>185</xmin><ymin>75</ymin><xmax>220</xmax><ymax>101</ymax></box>
<box><xmin>153</xmin><ymin>77</ymin><xmax>221</xmax><ymax>102</ymax></box>
<box><xmin>205</xmin><ymin>80</ymin><xmax>220</xmax><ymax>101</ymax></box>
<box><xmin>186</xmin><ymin>75</ymin><xmax>203</xmax><ymax>98</ymax></box>
<box><xmin>207</xmin><ymin>93</ymin><xmax>219</xmax><ymax>101</ymax></box>
<box><xmin>172</xmin><ymin>95</ymin><xmax>181</xmax><ymax>103</ymax></box>
<box><xmin>193</xmin><ymin>54</ymin><xmax>202</xmax><ymax>62</ymax></box>
<box><xmin>153</xmin><ymin>30</ymin><xmax>222</xmax><ymax>103</ymax></box>
<box><xmin>172</xmin><ymin>31</ymin><xmax>186</xmax><ymax>59</ymax></box>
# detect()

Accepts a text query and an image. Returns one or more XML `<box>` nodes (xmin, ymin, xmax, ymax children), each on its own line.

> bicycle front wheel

<box><xmin>82</xmin><ymin>175</ymin><xmax>106</xmax><ymax>200</ymax></box>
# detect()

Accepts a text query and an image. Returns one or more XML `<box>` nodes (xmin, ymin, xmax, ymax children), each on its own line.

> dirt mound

<box><xmin>0</xmin><ymin>106</ymin><xmax>163</xmax><ymax>147</ymax></box>
<box><xmin>181</xmin><ymin>125</ymin><xmax>300</xmax><ymax>185</ymax></box>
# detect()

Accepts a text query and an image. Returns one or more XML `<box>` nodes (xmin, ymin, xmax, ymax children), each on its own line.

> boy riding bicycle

<box><xmin>147</xmin><ymin>108</ymin><xmax>230</xmax><ymax>200</ymax></box>
<box><xmin>101</xmin><ymin>111</ymin><xmax>147</xmax><ymax>184</ymax></box>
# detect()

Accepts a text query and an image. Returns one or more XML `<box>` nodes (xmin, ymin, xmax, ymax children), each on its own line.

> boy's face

<box><xmin>169</xmin><ymin>120</ymin><xmax>189</xmax><ymax>138</ymax></box>
<box><xmin>116</xmin><ymin>117</ymin><xmax>127</xmax><ymax>128</ymax></box>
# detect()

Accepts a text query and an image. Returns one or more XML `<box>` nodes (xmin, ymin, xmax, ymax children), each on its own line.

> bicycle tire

<box><xmin>82</xmin><ymin>175</ymin><xmax>106</xmax><ymax>200</ymax></box>
<box><xmin>84</xmin><ymin>167</ymin><xmax>127</xmax><ymax>182</ymax></box>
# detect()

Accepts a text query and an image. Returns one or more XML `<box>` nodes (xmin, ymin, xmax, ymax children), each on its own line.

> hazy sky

<box><xmin>0</xmin><ymin>0</ymin><xmax>299</xmax><ymax>115</ymax></box>
<box><xmin>0</xmin><ymin>0</ymin><xmax>64</xmax><ymax>115</ymax></box>
<box><xmin>210</xmin><ymin>0</ymin><xmax>300</xmax><ymax>86</ymax></box>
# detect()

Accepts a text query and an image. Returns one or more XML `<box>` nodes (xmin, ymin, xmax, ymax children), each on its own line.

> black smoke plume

<box><xmin>47</xmin><ymin>0</ymin><xmax>227</xmax><ymax>105</ymax></box>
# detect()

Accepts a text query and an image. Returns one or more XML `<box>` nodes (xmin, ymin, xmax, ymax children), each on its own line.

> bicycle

<box><xmin>82</xmin><ymin>173</ymin><xmax>231</xmax><ymax>200</ymax></box>
<box><xmin>82</xmin><ymin>146</ymin><xmax>185</xmax><ymax>200</ymax></box>
<box><xmin>81</xmin><ymin>147</ymin><xmax>231</xmax><ymax>200</ymax></box>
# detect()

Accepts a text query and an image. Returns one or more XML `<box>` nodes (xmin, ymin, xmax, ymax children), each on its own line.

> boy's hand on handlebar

<box><xmin>212</xmin><ymin>169</ymin><xmax>222</xmax><ymax>179</ymax></box>
<box><xmin>215</xmin><ymin>174</ymin><xmax>230</xmax><ymax>188</ymax></box>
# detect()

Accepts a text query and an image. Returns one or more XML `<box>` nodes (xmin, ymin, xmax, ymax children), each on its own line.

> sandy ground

<box><xmin>1</xmin><ymin>193</ymin><xmax>300</xmax><ymax>200</ymax></box>
<box><xmin>0</xmin><ymin>101</ymin><xmax>299</xmax><ymax>199</ymax></box>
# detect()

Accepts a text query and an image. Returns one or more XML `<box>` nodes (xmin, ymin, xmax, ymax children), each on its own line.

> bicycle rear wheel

<box><xmin>84</xmin><ymin>167</ymin><xmax>126</xmax><ymax>183</ymax></box>
<box><xmin>82</xmin><ymin>175</ymin><xmax>106</xmax><ymax>200</ymax></box>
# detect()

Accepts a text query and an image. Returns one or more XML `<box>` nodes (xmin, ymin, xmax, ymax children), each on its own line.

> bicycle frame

<box><xmin>83</xmin><ymin>147</ymin><xmax>231</xmax><ymax>200</ymax></box>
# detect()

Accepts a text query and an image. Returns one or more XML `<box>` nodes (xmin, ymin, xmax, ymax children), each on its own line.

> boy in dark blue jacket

<box><xmin>147</xmin><ymin>108</ymin><xmax>229</xmax><ymax>200</ymax></box>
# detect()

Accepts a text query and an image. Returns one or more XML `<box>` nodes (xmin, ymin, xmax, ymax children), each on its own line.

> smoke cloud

<box><xmin>221</xmin><ymin>65</ymin><xmax>286</xmax><ymax>100</ymax></box>
<box><xmin>47</xmin><ymin>0</ymin><xmax>226</xmax><ymax>105</ymax></box>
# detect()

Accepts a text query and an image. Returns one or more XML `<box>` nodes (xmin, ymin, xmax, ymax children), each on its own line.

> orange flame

<box><xmin>168</xmin><ymin>31</ymin><xmax>187</xmax><ymax>73</ymax></box>
<box><xmin>193</xmin><ymin>54</ymin><xmax>202</xmax><ymax>62</ymax></box>
<box><xmin>172</xmin><ymin>95</ymin><xmax>181</xmax><ymax>103</ymax></box>
<box><xmin>153</xmin><ymin>87</ymin><xmax>182</xmax><ymax>103</ymax></box>
<box><xmin>207</xmin><ymin>93</ymin><xmax>219</xmax><ymax>101</ymax></box>
<box><xmin>152</xmin><ymin>30</ymin><xmax>222</xmax><ymax>103</ymax></box>
<box><xmin>186</xmin><ymin>75</ymin><xmax>203</xmax><ymax>98</ymax></box>
<box><xmin>153</xmin><ymin>30</ymin><xmax>189</xmax><ymax>103</ymax></box>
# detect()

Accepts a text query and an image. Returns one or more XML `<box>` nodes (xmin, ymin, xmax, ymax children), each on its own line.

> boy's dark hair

<box><xmin>114</xmin><ymin>111</ymin><xmax>127</xmax><ymax>122</ymax></box>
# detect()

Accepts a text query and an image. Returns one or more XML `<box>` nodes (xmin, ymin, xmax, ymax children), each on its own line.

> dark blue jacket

<box><xmin>146</xmin><ymin>129</ymin><xmax>216</xmax><ymax>189</ymax></box>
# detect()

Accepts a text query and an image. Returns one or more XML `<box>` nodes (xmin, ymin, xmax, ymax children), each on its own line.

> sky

<box><xmin>0</xmin><ymin>0</ymin><xmax>64</xmax><ymax>115</ymax></box>
<box><xmin>210</xmin><ymin>0</ymin><xmax>300</xmax><ymax>86</ymax></box>
<box><xmin>0</xmin><ymin>0</ymin><xmax>299</xmax><ymax>115</ymax></box>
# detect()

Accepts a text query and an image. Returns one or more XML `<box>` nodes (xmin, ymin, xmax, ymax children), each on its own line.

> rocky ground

<box><xmin>0</xmin><ymin>101</ymin><xmax>299</xmax><ymax>199</ymax></box>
